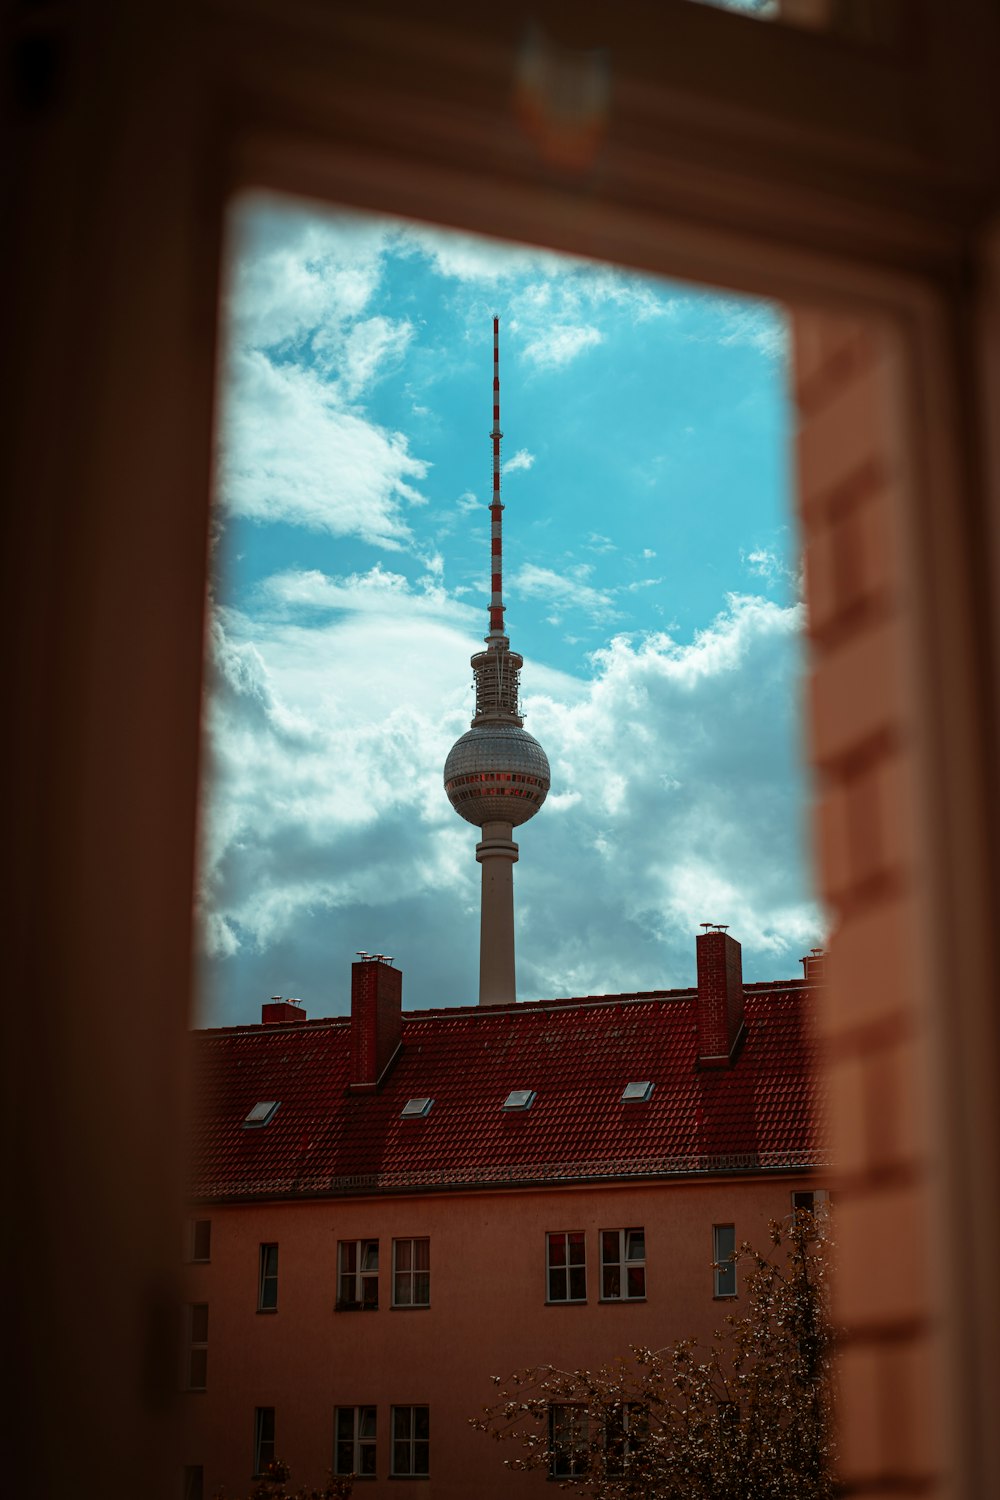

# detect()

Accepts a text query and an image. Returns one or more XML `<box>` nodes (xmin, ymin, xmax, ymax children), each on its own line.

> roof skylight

<box><xmin>401</xmin><ymin>1097</ymin><xmax>434</xmax><ymax>1118</ymax></box>
<box><xmin>621</xmin><ymin>1081</ymin><xmax>654</xmax><ymax>1103</ymax></box>
<box><xmin>503</xmin><ymin>1089</ymin><xmax>536</xmax><ymax>1111</ymax></box>
<box><xmin>243</xmin><ymin>1100</ymin><xmax>280</xmax><ymax>1127</ymax></box>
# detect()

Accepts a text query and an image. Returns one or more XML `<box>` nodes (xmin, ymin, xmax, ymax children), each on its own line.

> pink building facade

<box><xmin>183</xmin><ymin>929</ymin><xmax>825</xmax><ymax>1498</ymax></box>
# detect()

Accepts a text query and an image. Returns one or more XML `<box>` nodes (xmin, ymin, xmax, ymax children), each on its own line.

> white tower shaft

<box><xmin>477</xmin><ymin>821</ymin><xmax>518</xmax><ymax>1005</ymax></box>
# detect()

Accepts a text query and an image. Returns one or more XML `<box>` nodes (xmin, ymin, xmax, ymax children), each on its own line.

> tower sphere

<box><xmin>444</xmin><ymin>721</ymin><xmax>550</xmax><ymax>828</ymax></box>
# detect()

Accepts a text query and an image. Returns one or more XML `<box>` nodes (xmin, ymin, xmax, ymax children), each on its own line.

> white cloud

<box><xmin>514</xmin><ymin>562</ymin><xmax>620</xmax><ymax>624</ymax></box>
<box><xmin>741</xmin><ymin>545</ymin><xmax>798</xmax><ymax>591</ymax></box>
<box><xmin>521</xmin><ymin>323</ymin><xmax>603</xmax><ymax>369</ymax></box>
<box><xmin>198</xmin><ymin>591</ymin><xmax>823</xmax><ymax>1021</ymax></box>
<box><xmin>340</xmin><ymin>315</ymin><xmax>413</xmax><ymax>399</ymax></box>
<box><xmin>217</xmin><ymin>351</ymin><xmax>428</xmax><ymax>547</ymax></box>
<box><xmin>457</xmin><ymin>490</ymin><xmax>481</xmax><ymax>513</ymax></box>
<box><xmin>503</xmin><ymin>448</ymin><xmax>536</xmax><ymax>475</ymax></box>
<box><xmin>642</xmin><ymin>548</ymin><xmax>657</xmax><ymax>560</ymax></box>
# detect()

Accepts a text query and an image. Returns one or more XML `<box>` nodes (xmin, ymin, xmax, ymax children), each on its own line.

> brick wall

<box><xmin>793</xmin><ymin>311</ymin><xmax>942</xmax><ymax>1498</ymax></box>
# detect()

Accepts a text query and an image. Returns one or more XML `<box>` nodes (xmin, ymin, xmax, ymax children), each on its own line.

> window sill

<box><xmin>256</xmin><ymin>1307</ymin><xmax>278</xmax><ymax>1315</ymax></box>
<box><xmin>388</xmin><ymin>1475</ymin><xmax>430</xmax><ymax>1481</ymax></box>
<box><xmin>598</xmin><ymin>1296</ymin><xmax>647</xmax><ymax>1304</ymax></box>
<box><xmin>390</xmin><ymin>1303</ymin><xmax>431</xmax><ymax>1310</ymax></box>
<box><xmin>713</xmin><ymin>1294</ymin><xmax>738</xmax><ymax>1301</ymax></box>
<box><xmin>544</xmin><ymin>1299</ymin><xmax>588</xmax><ymax>1307</ymax></box>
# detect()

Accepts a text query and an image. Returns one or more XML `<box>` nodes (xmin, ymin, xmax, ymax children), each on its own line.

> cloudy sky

<box><xmin>196</xmin><ymin>191</ymin><xmax>823</xmax><ymax>1027</ymax></box>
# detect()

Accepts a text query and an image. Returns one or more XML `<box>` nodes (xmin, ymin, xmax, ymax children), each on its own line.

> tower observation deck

<box><xmin>443</xmin><ymin>317</ymin><xmax>550</xmax><ymax>1005</ymax></box>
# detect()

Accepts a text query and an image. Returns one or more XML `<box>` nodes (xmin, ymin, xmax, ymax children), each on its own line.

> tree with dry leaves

<box><xmin>472</xmin><ymin>1211</ymin><xmax>837</xmax><ymax>1499</ymax></box>
<box><xmin>213</xmin><ymin>1458</ymin><xmax>353</xmax><ymax>1500</ymax></box>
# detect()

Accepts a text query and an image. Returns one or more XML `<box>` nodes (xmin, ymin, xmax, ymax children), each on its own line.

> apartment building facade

<box><xmin>182</xmin><ymin>927</ymin><xmax>825</xmax><ymax>1497</ymax></box>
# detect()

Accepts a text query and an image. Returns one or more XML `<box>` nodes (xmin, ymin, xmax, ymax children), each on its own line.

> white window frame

<box><xmin>603</xmin><ymin>1402</ymin><xmax>645</xmax><ymax>1476</ymax></box>
<box><xmin>185</xmin><ymin>1302</ymin><xmax>208</xmax><ymax>1391</ymax></box>
<box><xmin>257</xmin><ymin>1242</ymin><xmax>278</xmax><ymax>1311</ymax></box>
<box><xmin>253</xmin><ymin>1406</ymin><xmax>275</xmax><ymax>1478</ymax></box>
<box><xmin>187</xmin><ymin>1218</ymin><xmax>211</xmax><ymax>1263</ymax></box>
<box><xmin>334</xmin><ymin>1405</ymin><xmax>377</xmax><ymax>1477</ymax></box>
<box><xmin>791</xmin><ymin>1188</ymin><xmax>830</xmax><ymax>1214</ymax></box>
<box><xmin>713</xmin><ymin>1224</ymin><xmax>737</xmax><ymax>1298</ymax></box>
<box><xmin>390</xmin><ymin>1404</ymin><xmax>430</xmax><ymax>1477</ymax></box>
<box><xmin>546</xmin><ymin>1230</ymin><xmax>587</xmax><ymax>1303</ymax></box>
<box><xmin>392</xmin><ymin>1237</ymin><xmax>430</xmax><ymax>1307</ymax></box>
<box><xmin>338</xmin><ymin>1238</ymin><xmax>379</xmax><ymax>1310</ymax></box>
<box><xmin>599</xmin><ymin>1227</ymin><xmax>646</xmax><ymax>1301</ymax></box>
<box><xmin>549</xmin><ymin>1403</ymin><xmax>589</xmax><ymax>1479</ymax></box>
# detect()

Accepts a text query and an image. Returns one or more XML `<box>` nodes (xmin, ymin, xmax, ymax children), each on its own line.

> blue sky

<box><xmin>198</xmin><ymin>191</ymin><xmax>822</xmax><ymax>1027</ymax></box>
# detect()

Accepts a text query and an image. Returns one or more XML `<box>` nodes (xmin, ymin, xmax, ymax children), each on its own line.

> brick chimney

<box><xmin>349</xmin><ymin>958</ymin><xmax>403</xmax><ymax>1091</ymax></box>
<box><xmin>261</xmin><ymin>996</ymin><xmax>306</xmax><ymax>1025</ymax></box>
<box><xmin>696</xmin><ymin>926</ymin><xmax>745</xmax><ymax>1068</ymax></box>
<box><xmin>801</xmin><ymin>948</ymin><xmax>827</xmax><ymax>983</ymax></box>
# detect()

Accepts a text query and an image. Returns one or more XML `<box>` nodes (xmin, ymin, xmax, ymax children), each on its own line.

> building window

<box><xmin>335</xmin><ymin>1406</ymin><xmax>377</xmax><ymax>1478</ymax></box>
<box><xmin>393</xmin><ymin>1238</ymin><xmax>430</xmax><ymax>1307</ymax></box>
<box><xmin>549</xmin><ymin>1404</ymin><xmax>589</xmax><ymax>1479</ymax></box>
<box><xmin>600</xmin><ymin>1228</ymin><xmax>645</xmax><ymax>1300</ymax></box>
<box><xmin>253</xmin><ymin>1407</ymin><xmax>275</xmax><ymax>1477</ymax></box>
<box><xmin>547</xmin><ymin>1231</ymin><xmax>586</xmax><ymax>1302</ymax></box>
<box><xmin>604</xmin><ymin>1403</ymin><xmax>646</xmax><ymax>1476</ymax></box>
<box><xmin>188</xmin><ymin>1219</ymin><xmax>211</xmax><ymax>1263</ymax></box>
<box><xmin>713</xmin><ymin>1224</ymin><xmax>737</xmax><ymax>1297</ymax></box>
<box><xmin>391</xmin><ymin>1405</ymin><xmax>429</xmax><ymax>1477</ymax></box>
<box><xmin>185</xmin><ymin>1303</ymin><xmax>208</xmax><ymax>1390</ymax></box>
<box><xmin>258</xmin><ymin>1243</ymin><xmax>278</xmax><ymax>1311</ymax></box>
<box><xmin>182</xmin><ymin>1465</ymin><xmax>204</xmax><ymax>1500</ymax></box>
<box><xmin>338</xmin><ymin>1239</ymin><xmax>379</xmax><ymax>1310</ymax></box>
<box><xmin>792</xmin><ymin>1189</ymin><xmax>830</xmax><ymax>1214</ymax></box>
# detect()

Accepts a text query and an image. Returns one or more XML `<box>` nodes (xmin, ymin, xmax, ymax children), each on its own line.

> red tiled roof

<box><xmin>188</xmin><ymin>984</ymin><xmax>826</xmax><ymax>1201</ymax></box>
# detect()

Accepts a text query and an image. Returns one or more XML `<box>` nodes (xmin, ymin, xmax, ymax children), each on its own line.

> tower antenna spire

<box><xmin>489</xmin><ymin>314</ymin><xmax>505</xmax><ymax>640</ymax></box>
<box><xmin>443</xmin><ymin>319</ymin><xmax>551</xmax><ymax>1006</ymax></box>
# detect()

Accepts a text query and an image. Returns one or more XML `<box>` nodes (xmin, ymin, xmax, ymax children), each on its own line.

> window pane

<box><xmin>393</xmin><ymin>1443</ymin><xmax>409</xmax><ymax>1475</ymax></box>
<box><xmin>627</xmin><ymin>1264</ymin><xmax>646</xmax><ymax>1298</ymax></box>
<box><xmin>360</xmin><ymin>1408</ymin><xmax>377</xmax><ymax>1438</ymax></box>
<box><xmin>415</xmin><ymin>1407</ymin><xmax>430</xmax><ymax>1440</ymax></box>
<box><xmin>189</xmin><ymin>1348</ymin><xmax>207</xmax><ymax>1389</ymax></box>
<box><xmin>603</xmin><ymin>1265</ymin><xmax>621</xmax><ymax>1298</ymax></box>
<box><xmin>395</xmin><ymin>1239</ymin><xmax>412</xmax><ymax>1272</ymax></box>
<box><xmin>548</xmin><ymin>1267</ymin><xmax>562</xmax><ymax>1301</ymax></box>
<box><xmin>568</xmin><ymin>1232</ymin><xmax>585</xmax><ymax>1264</ymax></box>
<box><xmin>394</xmin><ymin>1273</ymin><xmax>411</xmax><ymax>1305</ymax></box>
<box><xmin>394</xmin><ymin>1407</ymin><xmax>412</xmax><ymax>1440</ymax></box>
<box><xmin>626</xmin><ymin>1229</ymin><xmax>645</xmax><ymax>1260</ymax></box>
<box><xmin>362</xmin><ymin>1241</ymin><xmax>379</xmax><ymax>1271</ymax></box>
<box><xmin>361</xmin><ymin>1277</ymin><xmax>378</xmax><ymax>1308</ymax></box>
<box><xmin>360</xmin><ymin>1445</ymin><xmax>377</xmax><ymax>1476</ymax></box>
<box><xmin>263</xmin><ymin>1244</ymin><xmax>278</xmax><ymax>1276</ymax></box>
<box><xmin>548</xmin><ymin>1234</ymin><xmax>566</xmax><ymax>1267</ymax></box>
<box><xmin>414</xmin><ymin>1441</ymin><xmax>429</xmax><ymax>1475</ymax></box>
<box><xmin>413</xmin><ymin>1271</ymin><xmax>430</xmax><ymax>1304</ymax></box>
<box><xmin>569</xmin><ymin>1265</ymin><xmax>586</xmax><ymax>1300</ymax></box>
<box><xmin>715</xmin><ymin>1224</ymin><xmax>735</xmax><ymax>1259</ymax></box>
<box><xmin>341</xmin><ymin>1241</ymin><xmax>357</xmax><ymax>1273</ymax></box>
<box><xmin>413</xmin><ymin>1238</ymin><xmax>430</xmax><ymax>1270</ymax></box>
<box><xmin>335</xmin><ymin>1441</ymin><xmax>353</xmax><ymax>1475</ymax></box>
<box><xmin>602</xmin><ymin>1230</ymin><xmax>619</xmax><ymax>1262</ymax></box>
<box><xmin>717</xmin><ymin>1261</ymin><xmax>737</xmax><ymax>1296</ymax></box>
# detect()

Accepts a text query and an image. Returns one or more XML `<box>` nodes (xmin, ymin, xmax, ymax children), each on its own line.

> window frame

<box><xmin>549</xmin><ymin>1403</ymin><xmax>589</xmax><ymax>1480</ymax></box>
<box><xmin>392</xmin><ymin>1237</ymin><xmax>430</xmax><ymax>1308</ymax></box>
<box><xmin>188</xmin><ymin>1218</ymin><xmax>211</xmax><ymax>1264</ymax></box>
<box><xmin>603</xmin><ymin>1402</ymin><xmax>647</xmax><ymax>1477</ymax></box>
<box><xmin>390</xmin><ymin>1404</ymin><xmax>430</xmax><ymax>1478</ymax></box>
<box><xmin>253</xmin><ymin>1406</ymin><xmax>276</xmax><ymax>1479</ymax></box>
<box><xmin>599</xmin><ymin>1227</ymin><xmax>646</xmax><ymax>1302</ymax></box>
<box><xmin>334</xmin><ymin>1405</ymin><xmax>377</xmax><ymax>1478</ymax></box>
<box><xmin>546</xmin><ymin>1230</ymin><xmax>587</xmax><ymax>1304</ymax></box>
<box><xmin>337</xmin><ymin>1238</ymin><xmax>379</xmax><ymax>1311</ymax></box>
<box><xmin>257</xmin><ymin>1242</ymin><xmax>278</xmax><ymax>1312</ymax></box>
<box><xmin>185</xmin><ymin>1302</ymin><xmax>208</xmax><ymax>1391</ymax></box>
<box><xmin>713</xmin><ymin>1223</ymin><xmax>737</xmax><ymax>1298</ymax></box>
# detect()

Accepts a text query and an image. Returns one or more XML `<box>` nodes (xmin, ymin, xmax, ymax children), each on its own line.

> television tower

<box><xmin>444</xmin><ymin>317</ymin><xmax>550</xmax><ymax>1005</ymax></box>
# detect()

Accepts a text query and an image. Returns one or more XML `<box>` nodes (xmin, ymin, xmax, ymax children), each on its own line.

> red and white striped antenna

<box><xmin>488</xmin><ymin>314</ymin><xmax>506</xmax><ymax>640</ymax></box>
